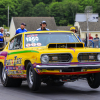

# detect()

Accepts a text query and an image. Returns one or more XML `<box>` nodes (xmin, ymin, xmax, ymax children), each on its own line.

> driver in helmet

<box><xmin>36</xmin><ymin>21</ymin><xmax>49</xmax><ymax>31</ymax></box>
<box><xmin>70</xmin><ymin>27</ymin><xmax>82</xmax><ymax>42</ymax></box>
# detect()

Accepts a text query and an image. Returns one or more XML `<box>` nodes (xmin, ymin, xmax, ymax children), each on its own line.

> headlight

<box><xmin>97</xmin><ymin>54</ymin><xmax>100</xmax><ymax>61</ymax></box>
<box><xmin>41</xmin><ymin>55</ymin><xmax>49</xmax><ymax>64</ymax></box>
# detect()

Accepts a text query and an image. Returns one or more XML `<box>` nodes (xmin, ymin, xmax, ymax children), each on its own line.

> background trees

<box><xmin>0</xmin><ymin>0</ymin><xmax>100</xmax><ymax>27</ymax></box>
<box><xmin>0</xmin><ymin>0</ymin><xmax>19</xmax><ymax>26</ymax></box>
<box><xmin>33</xmin><ymin>2</ymin><xmax>49</xmax><ymax>17</ymax></box>
<box><xmin>18</xmin><ymin>0</ymin><xmax>34</xmax><ymax>17</ymax></box>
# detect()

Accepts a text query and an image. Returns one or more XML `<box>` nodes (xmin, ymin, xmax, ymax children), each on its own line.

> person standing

<box><xmin>0</xmin><ymin>27</ymin><xmax>5</xmax><ymax>48</ymax></box>
<box><xmin>16</xmin><ymin>23</ymin><xmax>27</xmax><ymax>34</ymax></box>
<box><xmin>0</xmin><ymin>27</ymin><xmax>4</xmax><ymax>42</ymax></box>
<box><xmin>89</xmin><ymin>33</ymin><xmax>93</xmax><ymax>40</ymax></box>
<box><xmin>36</xmin><ymin>21</ymin><xmax>49</xmax><ymax>31</ymax></box>
<box><xmin>94</xmin><ymin>34</ymin><xmax>99</xmax><ymax>40</ymax></box>
<box><xmin>94</xmin><ymin>34</ymin><xmax>99</xmax><ymax>48</ymax></box>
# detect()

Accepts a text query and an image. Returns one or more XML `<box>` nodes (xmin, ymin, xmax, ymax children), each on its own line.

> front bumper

<box><xmin>34</xmin><ymin>62</ymin><xmax>100</xmax><ymax>75</ymax></box>
<box><xmin>36</xmin><ymin>64</ymin><xmax>100</xmax><ymax>69</ymax></box>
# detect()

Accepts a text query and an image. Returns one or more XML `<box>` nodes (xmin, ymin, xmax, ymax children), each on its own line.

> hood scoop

<box><xmin>48</xmin><ymin>43</ymin><xmax>84</xmax><ymax>48</ymax></box>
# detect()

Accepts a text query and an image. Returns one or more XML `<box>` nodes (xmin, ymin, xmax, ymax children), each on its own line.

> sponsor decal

<box><xmin>31</xmin><ymin>43</ymin><xmax>36</xmax><ymax>46</ymax></box>
<box><xmin>26</xmin><ymin>36</ymin><xmax>39</xmax><ymax>42</ymax></box>
<box><xmin>37</xmin><ymin>43</ymin><xmax>41</xmax><ymax>46</ymax></box>
<box><xmin>7</xmin><ymin>66</ymin><xmax>24</xmax><ymax>70</ymax></box>
<box><xmin>33</xmin><ymin>62</ymin><xmax>37</xmax><ymax>67</ymax></box>
<box><xmin>26</xmin><ymin>43</ymin><xmax>31</xmax><ymax>47</ymax></box>
<box><xmin>36</xmin><ymin>69</ymin><xmax>40</xmax><ymax>73</ymax></box>
<box><xmin>6</xmin><ymin>56</ymin><xmax>22</xmax><ymax>66</ymax></box>
<box><xmin>0</xmin><ymin>56</ymin><xmax>5</xmax><ymax>59</ymax></box>
<box><xmin>32</xmin><ymin>56</ymin><xmax>36</xmax><ymax>58</ymax></box>
<box><xmin>13</xmin><ymin>67</ymin><xmax>16</xmax><ymax>70</ymax></box>
<box><xmin>27</xmin><ymin>35</ymin><xmax>31</xmax><ymax>37</ymax></box>
<box><xmin>19</xmin><ymin>71</ymin><xmax>22</xmax><ymax>74</ymax></box>
<box><xmin>68</xmin><ymin>48</ymin><xmax>76</xmax><ymax>52</ymax></box>
<box><xmin>18</xmin><ymin>66</ymin><xmax>21</xmax><ymax>70</ymax></box>
<box><xmin>7</xmin><ymin>70</ymin><xmax>26</xmax><ymax>75</ymax></box>
<box><xmin>16</xmin><ymin>67</ymin><xmax>19</xmax><ymax>70</ymax></box>
<box><xmin>14</xmin><ymin>56</ymin><xmax>22</xmax><ymax>65</ymax></box>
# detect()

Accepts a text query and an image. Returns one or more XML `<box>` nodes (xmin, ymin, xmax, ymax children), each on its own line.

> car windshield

<box><xmin>25</xmin><ymin>32</ymin><xmax>79</xmax><ymax>48</ymax></box>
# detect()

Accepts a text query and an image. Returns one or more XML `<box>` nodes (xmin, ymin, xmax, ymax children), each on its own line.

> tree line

<box><xmin>0</xmin><ymin>0</ymin><xmax>100</xmax><ymax>27</ymax></box>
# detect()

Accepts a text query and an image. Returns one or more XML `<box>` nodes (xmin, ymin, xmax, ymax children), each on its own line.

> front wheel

<box><xmin>27</xmin><ymin>62</ymin><xmax>41</xmax><ymax>91</ymax></box>
<box><xmin>87</xmin><ymin>73</ymin><xmax>100</xmax><ymax>89</ymax></box>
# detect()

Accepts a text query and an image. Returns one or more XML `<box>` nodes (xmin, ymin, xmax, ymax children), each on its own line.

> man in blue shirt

<box><xmin>16</xmin><ymin>23</ymin><xmax>27</xmax><ymax>34</ymax></box>
<box><xmin>0</xmin><ymin>27</ymin><xmax>4</xmax><ymax>42</ymax></box>
<box><xmin>36</xmin><ymin>21</ymin><xmax>49</xmax><ymax>31</ymax></box>
<box><xmin>0</xmin><ymin>27</ymin><xmax>5</xmax><ymax>48</ymax></box>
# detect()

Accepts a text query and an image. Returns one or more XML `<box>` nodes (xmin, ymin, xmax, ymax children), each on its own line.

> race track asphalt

<box><xmin>0</xmin><ymin>79</ymin><xmax>100</xmax><ymax>100</ymax></box>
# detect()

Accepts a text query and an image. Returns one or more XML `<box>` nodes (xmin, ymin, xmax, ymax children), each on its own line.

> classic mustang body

<box><xmin>0</xmin><ymin>31</ymin><xmax>100</xmax><ymax>91</ymax></box>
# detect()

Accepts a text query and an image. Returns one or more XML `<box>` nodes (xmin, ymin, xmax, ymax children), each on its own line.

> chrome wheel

<box><xmin>29</xmin><ymin>67</ymin><xmax>33</xmax><ymax>85</ymax></box>
<box><xmin>27</xmin><ymin>62</ymin><xmax>41</xmax><ymax>91</ymax></box>
<box><xmin>2</xmin><ymin>67</ymin><xmax>6</xmax><ymax>82</ymax></box>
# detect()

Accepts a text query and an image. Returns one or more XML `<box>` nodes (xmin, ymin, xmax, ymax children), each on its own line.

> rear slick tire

<box><xmin>27</xmin><ymin>62</ymin><xmax>41</xmax><ymax>91</ymax></box>
<box><xmin>1</xmin><ymin>66</ymin><xmax>13</xmax><ymax>87</ymax></box>
<box><xmin>1</xmin><ymin>66</ymin><xmax>22</xmax><ymax>87</ymax></box>
<box><xmin>87</xmin><ymin>73</ymin><xmax>100</xmax><ymax>89</ymax></box>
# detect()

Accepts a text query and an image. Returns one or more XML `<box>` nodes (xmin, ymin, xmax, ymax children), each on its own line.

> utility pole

<box><xmin>86</xmin><ymin>13</ymin><xmax>90</xmax><ymax>47</ymax></box>
<box><xmin>75</xmin><ymin>7</ymin><xmax>98</xmax><ymax>48</ymax></box>
<box><xmin>8</xmin><ymin>5</ymin><xmax>9</xmax><ymax>28</ymax></box>
<box><xmin>85</xmin><ymin>6</ymin><xmax>93</xmax><ymax>47</ymax></box>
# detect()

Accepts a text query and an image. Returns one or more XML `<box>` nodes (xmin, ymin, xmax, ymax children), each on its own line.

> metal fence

<box><xmin>84</xmin><ymin>39</ymin><xmax>100</xmax><ymax>48</ymax></box>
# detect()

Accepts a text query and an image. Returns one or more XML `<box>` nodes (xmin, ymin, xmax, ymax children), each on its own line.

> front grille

<box><xmin>48</xmin><ymin>53</ymin><xmax>72</xmax><ymax>63</ymax></box>
<box><xmin>78</xmin><ymin>53</ymin><xmax>98</xmax><ymax>62</ymax></box>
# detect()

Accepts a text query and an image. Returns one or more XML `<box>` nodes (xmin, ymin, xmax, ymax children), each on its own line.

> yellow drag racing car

<box><xmin>0</xmin><ymin>31</ymin><xmax>100</xmax><ymax>91</ymax></box>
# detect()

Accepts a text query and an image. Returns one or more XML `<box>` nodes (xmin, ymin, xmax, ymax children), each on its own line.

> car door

<box><xmin>6</xmin><ymin>34</ymin><xmax>24</xmax><ymax>76</ymax></box>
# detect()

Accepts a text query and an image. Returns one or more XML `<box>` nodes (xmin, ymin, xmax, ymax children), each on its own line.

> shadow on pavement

<box><xmin>4</xmin><ymin>82</ymin><xmax>99</xmax><ymax>95</ymax></box>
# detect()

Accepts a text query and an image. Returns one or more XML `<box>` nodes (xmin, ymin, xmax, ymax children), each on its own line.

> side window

<box><xmin>9</xmin><ymin>34</ymin><xmax>22</xmax><ymax>50</ymax></box>
<box><xmin>9</xmin><ymin>38</ymin><xmax>14</xmax><ymax>50</ymax></box>
<box><xmin>13</xmin><ymin>35</ymin><xmax>22</xmax><ymax>50</ymax></box>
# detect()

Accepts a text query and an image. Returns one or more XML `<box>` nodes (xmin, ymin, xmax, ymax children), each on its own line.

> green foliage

<box><xmin>59</xmin><ymin>20</ymin><xmax>67</xmax><ymax>26</ymax></box>
<box><xmin>0</xmin><ymin>0</ymin><xmax>19</xmax><ymax>26</ymax></box>
<box><xmin>49</xmin><ymin>2</ymin><xmax>67</xmax><ymax>25</ymax></box>
<box><xmin>67</xmin><ymin>24</ymin><xmax>73</xmax><ymax>26</ymax></box>
<box><xmin>0</xmin><ymin>0</ymin><xmax>100</xmax><ymax>27</ymax></box>
<box><xmin>3</xmin><ymin>25</ymin><xmax>9</xmax><ymax>30</ymax></box>
<box><xmin>31</xmin><ymin>0</ymin><xmax>62</xmax><ymax>5</ymax></box>
<box><xmin>33</xmin><ymin>2</ymin><xmax>49</xmax><ymax>17</ymax></box>
<box><xmin>18</xmin><ymin>0</ymin><xmax>34</xmax><ymax>17</ymax></box>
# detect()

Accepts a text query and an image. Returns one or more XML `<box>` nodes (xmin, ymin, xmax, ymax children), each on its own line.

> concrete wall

<box><xmin>80</xmin><ymin>32</ymin><xmax>100</xmax><ymax>40</ymax></box>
